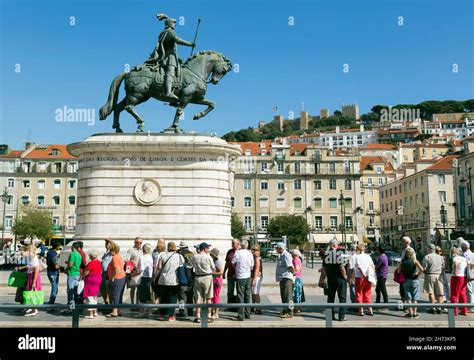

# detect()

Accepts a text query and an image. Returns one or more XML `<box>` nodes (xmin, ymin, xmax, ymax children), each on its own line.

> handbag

<box><xmin>176</xmin><ymin>255</ymin><xmax>188</xmax><ymax>286</ymax></box>
<box><xmin>39</xmin><ymin>260</ymin><xmax>48</xmax><ymax>272</ymax></box>
<box><xmin>8</xmin><ymin>271</ymin><xmax>27</xmax><ymax>288</ymax></box>
<box><xmin>23</xmin><ymin>290</ymin><xmax>45</xmax><ymax>305</ymax></box>
<box><xmin>318</xmin><ymin>269</ymin><xmax>328</xmax><ymax>289</ymax></box>
<box><xmin>77</xmin><ymin>279</ymin><xmax>85</xmax><ymax>294</ymax></box>
<box><xmin>394</xmin><ymin>268</ymin><xmax>405</xmax><ymax>284</ymax></box>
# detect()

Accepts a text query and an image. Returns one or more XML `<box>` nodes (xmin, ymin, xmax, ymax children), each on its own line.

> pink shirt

<box><xmin>293</xmin><ymin>257</ymin><xmax>302</xmax><ymax>278</ymax></box>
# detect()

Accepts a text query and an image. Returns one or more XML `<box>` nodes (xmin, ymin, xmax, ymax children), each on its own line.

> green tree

<box><xmin>267</xmin><ymin>215</ymin><xmax>310</xmax><ymax>246</ymax></box>
<box><xmin>231</xmin><ymin>213</ymin><xmax>246</xmax><ymax>240</ymax></box>
<box><xmin>12</xmin><ymin>207</ymin><xmax>54</xmax><ymax>242</ymax></box>
<box><xmin>464</xmin><ymin>99</ymin><xmax>474</xmax><ymax>112</ymax></box>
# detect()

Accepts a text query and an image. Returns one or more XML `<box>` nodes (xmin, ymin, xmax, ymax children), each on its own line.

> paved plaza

<box><xmin>1</xmin><ymin>261</ymin><xmax>472</xmax><ymax>328</ymax></box>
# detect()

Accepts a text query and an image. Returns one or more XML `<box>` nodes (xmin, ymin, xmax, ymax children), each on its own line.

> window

<box><xmin>345</xmin><ymin>180</ymin><xmax>352</xmax><ymax>190</ymax></box>
<box><xmin>21</xmin><ymin>195</ymin><xmax>30</xmax><ymax>205</ymax></box>
<box><xmin>4</xmin><ymin>215</ymin><xmax>13</xmax><ymax>229</ymax></box>
<box><xmin>38</xmin><ymin>162</ymin><xmax>47</xmax><ymax>172</ymax></box>
<box><xmin>52</xmin><ymin>216</ymin><xmax>60</xmax><ymax>227</ymax></box>
<box><xmin>67</xmin><ymin>215</ymin><xmax>76</xmax><ymax>229</ymax></box>
<box><xmin>244</xmin><ymin>197</ymin><xmax>252</xmax><ymax>207</ymax></box>
<box><xmin>54</xmin><ymin>162</ymin><xmax>62</xmax><ymax>173</ymax></box>
<box><xmin>329</xmin><ymin>198</ymin><xmax>337</xmax><ymax>208</ymax></box>
<box><xmin>260</xmin><ymin>181</ymin><xmax>268</xmax><ymax>190</ymax></box>
<box><xmin>261</xmin><ymin>216</ymin><xmax>269</xmax><ymax>228</ymax></box>
<box><xmin>294</xmin><ymin>197</ymin><xmax>302</xmax><ymax>208</ymax></box>
<box><xmin>438</xmin><ymin>174</ymin><xmax>445</xmax><ymax>185</ymax></box>
<box><xmin>415</xmin><ymin>194</ymin><xmax>419</xmax><ymax>205</ymax></box>
<box><xmin>368</xmin><ymin>188</ymin><xmax>374</xmax><ymax>196</ymax></box>
<box><xmin>369</xmin><ymin>215</ymin><xmax>375</xmax><ymax>227</ymax></box>
<box><xmin>344</xmin><ymin>198</ymin><xmax>352</xmax><ymax>208</ymax></box>
<box><xmin>314</xmin><ymin>163</ymin><xmax>321</xmax><ymax>174</ymax></box>
<box><xmin>6</xmin><ymin>195</ymin><xmax>13</xmax><ymax>205</ymax></box>
<box><xmin>52</xmin><ymin>148</ymin><xmax>61</xmax><ymax>156</ymax></box>
<box><xmin>68</xmin><ymin>195</ymin><xmax>76</xmax><ymax>205</ymax></box>
<box><xmin>439</xmin><ymin>191</ymin><xmax>446</xmax><ymax>203</ymax></box>
<box><xmin>378</xmin><ymin>178</ymin><xmax>383</xmax><ymax>186</ymax></box>
<box><xmin>23</xmin><ymin>180</ymin><xmax>30</xmax><ymax>188</ymax></box>
<box><xmin>294</xmin><ymin>179</ymin><xmax>302</xmax><ymax>190</ymax></box>
<box><xmin>277</xmin><ymin>163</ymin><xmax>284</xmax><ymax>173</ymax></box>
<box><xmin>314</xmin><ymin>180</ymin><xmax>322</xmax><ymax>190</ymax></box>
<box><xmin>314</xmin><ymin>216</ymin><xmax>323</xmax><ymax>230</ymax></box>
<box><xmin>330</xmin><ymin>216</ymin><xmax>338</xmax><ymax>229</ymax></box>
<box><xmin>231</xmin><ymin>197</ymin><xmax>235</xmax><ymax>207</ymax></box>
<box><xmin>367</xmin><ymin>178</ymin><xmax>373</xmax><ymax>186</ymax></box>
<box><xmin>68</xmin><ymin>180</ymin><xmax>76</xmax><ymax>189</ymax></box>
<box><xmin>54</xmin><ymin>179</ymin><xmax>61</xmax><ymax>189</ymax></box>
<box><xmin>277</xmin><ymin>182</ymin><xmax>285</xmax><ymax>190</ymax></box>
<box><xmin>329</xmin><ymin>179</ymin><xmax>337</xmax><ymax>190</ymax></box>
<box><xmin>260</xmin><ymin>197</ymin><xmax>268</xmax><ymax>208</ymax></box>
<box><xmin>260</xmin><ymin>162</ymin><xmax>268</xmax><ymax>173</ymax></box>
<box><xmin>38</xmin><ymin>179</ymin><xmax>46</xmax><ymax>189</ymax></box>
<box><xmin>421</xmin><ymin>193</ymin><xmax>425</xmax><ymax>204</ymax></box>
<box><xmin>345</xmin><ymin>216</ymin><xmax>352</xmax><ymax>229</ymax></box>
<box><xmin>314</xmin><ymin>197</ymin><xmax>322</xmax><ymax>208</ymax></box>
<box><xmin>369</xmin><ymin>201</ymin><xmax>374</xmax><ymax>211</ymax></box>
<box><xmin>415</xmin><ymin>178</ymin><xmax>418</xmax><ymax>188</ymax></box>
<box><xmin>7</xmin><ymin>178</ymin><xmax>14</xmax><ymax>188</ymax></box>
<box><xmin>329</xmin><ymin>163</ymin><xmax>336</xmax><ymax>174</ymax></box>
<box><xmin>244</xmin><ymin>216</ymin><xmax>252</xmax><ymax>230</ymax></box>
<box><xmin>244</xmin><ymin>179</ymin><xmax>252</xmax><ymax>190</ymax></box>
<box><xmin>37</xmin><ymin>195</ymin><xmax>45</xmax><ymax>206</ymax></box>
<box><xmin>376</xmin><ymin>167</ymin><xmax>382</xmax><ymax>174</ymax></box>
<box><xmin>276</xmin><ymin>198</ymin><xmax>285</xmax><ymax>208</ymax></box>
<box><xmin>294</xmin><ymin>162</ymin><xmax>301</xmax><ymax>174</ymax></box>
<box><xmin>53</xmin><ymin>195</ymin><xmax>60</xmax><ymax>206</ymax></box>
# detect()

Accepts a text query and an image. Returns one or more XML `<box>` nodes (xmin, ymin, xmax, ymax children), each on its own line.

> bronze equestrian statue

<box><xmin>99</xmin><ymin>13</ymin><xmax>232</xmax><ymax>133</ymax></box>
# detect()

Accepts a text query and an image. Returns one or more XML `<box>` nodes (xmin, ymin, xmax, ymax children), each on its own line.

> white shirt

<box><xmin>354</xmin><ymin>253</ymin><xmax>374</xmax><ymax>278</ymax></box>
<box><xmin>138</xmin><ymin>254</ymin><xmax>153</xmax><ymax>278</ymax></box>
<box><xmin>453</xmin><ymin>255</ymin><xmax>468</xmax><ymax>277</ymax></box>
<box><xmin>231</xmin><ymin>249</ymin><xmax>254</xmax><ymax>279</ymax></box>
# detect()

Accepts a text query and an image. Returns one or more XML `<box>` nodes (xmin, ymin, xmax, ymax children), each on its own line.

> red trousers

<box><xmin>355</xmin><ymin>277</ymin><xmax>372</xmax><ymax>304</ymax></box>
<box><xmin>450</xmin><ymin>276</ymin><xmax>467</xmax><ymax>315</ymax></box>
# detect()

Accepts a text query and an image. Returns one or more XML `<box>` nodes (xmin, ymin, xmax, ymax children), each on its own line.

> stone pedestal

<box><xmin>60</xmin><ymin>133</ymin><xmax>241</xmax><ymax>262</ymax></box>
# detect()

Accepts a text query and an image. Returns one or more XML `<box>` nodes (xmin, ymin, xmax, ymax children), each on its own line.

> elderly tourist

<box><xmin>450</xmin><ymin>247</ymin><xmax>468</xmax><ymax>316</ymax></box>
<box><xmin>375</xmin><ymin>245</ymin><xmax>389</xmax><ymax>309</ymax></box>
<box><xmin>62</xmin><ymin>242</ymin><xmax>83</xmax><ymax>314</ymax></box>
<box><xmin>232</xmin><ymin>240</ymin><xmax>254</xmax><ymax>321</ymax></box>
<box><xmin>323</xmin><ymin>239</ymin><xmax>347</xmax><ymax>321</ymax></box>
<box><xmin>156</xmin><ymin>241</ymin><xmax>184</xmax><ymax>322</ymax></box>
<box><xmin>151</xmin><ymin>239</ymin><xmax>166</xmax><ymax>307</ymax></box>
<box><xmin>460</xmin><ymin>240</ymin><xmax>474</xmax><ymax>312</ymax></box>
<box><xmin>137</xmin><ymin>243</ymin><xmax>154</xmax><ymax>318</ymax></box>
<box><xmin>435</xmin><ymin>246</ymin><xmax>450</xmax><ymax>313</ymax></box>
<box><xmin>100</xmin><ymin>239</ymin><xmax>113</xmax><ymax>309</ymax></box>
<box><xmin>126</xmin><ymin>237</ymin><xmax>143</xmax><ymax>308</ymax></box>
<box><xmin>352</xmin><ymin>244</ymin><xmax>376</xmax><ymax>317</ymax></box>
<box><xmin>275</xmin><ymin>242</ymin><xmax>295</xmax><ymax>319</ymax></box>
<box><xmin>422</xmin><ymin>244</ymin><xmax>444</xmax><ymax>314</ymax></box>
<box><xmin>291</xmin><ymin>249</ymin><xmax>305</xmax><ymax>314</ymax></box>
<box><xmin>177</xmin><ymin>241</ymin><xmax>195</xmax><ymax>318</ymax></box>
<box><xmin>82</xmin><ymin>249</ymin><xmax>102</xmax><ymax>319</ymax></box>
<box><xmin>210</xmin><ymin>248</ymin><xmax>223</xmax><ymax>320</ymax></box>
<box><xmin>106</xmin><ymin>242</ymin><xmax>126</xmax><ymax>318</ymax></box>
<box><xmin>251</xmin><ymin>244</ymin><xmax>263</xmax><ymax>315</ymax></box>
<box><xmin>400</xmin><ymin>247</ymin><xmax>424</xmax><ymax>319</ymax></box>
<box><xmin>18</xmin><ymin>245</ymin><xmax>42</xmax><ymax>317</ymax></box>
<box><xmin>190</xmin><ymin>242</ymin><xmax>215</xmax><ymax>323</ymax></box>
<box><xmin>223</xmin><ymin>239</ymin><xmax>240</xmax><ymax>306</ymax></box>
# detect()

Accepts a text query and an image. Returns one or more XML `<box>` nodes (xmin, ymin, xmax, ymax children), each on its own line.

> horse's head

<box><xmin>184</xmin><ymin>51</ymin><xmax>232</xmax><ymax>85</ymax></box>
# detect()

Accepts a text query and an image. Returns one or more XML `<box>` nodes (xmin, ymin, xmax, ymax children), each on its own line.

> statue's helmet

<box><xmin>165</xmin><ymin>17</ymin><xmax>177</xmax><ymax>28</ymax></box>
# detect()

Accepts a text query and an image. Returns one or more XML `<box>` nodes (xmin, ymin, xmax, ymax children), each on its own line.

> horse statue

<box><xmin>99</xmin><ymin>50</ymin><xmax>232</xmax><ymax>133</ymax></box>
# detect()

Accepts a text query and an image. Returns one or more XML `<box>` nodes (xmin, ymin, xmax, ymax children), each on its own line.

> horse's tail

<box><xmin>99</xmin><ymin>72</ymin><xmax>127</xmax><ymax>120</ymax></box>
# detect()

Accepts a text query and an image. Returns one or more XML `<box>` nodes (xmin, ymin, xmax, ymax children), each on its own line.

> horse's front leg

<box><xmin>170</xmin><ymin>85</ymin><xmax>195</xmax><ymax>132</ymax></box>
<box><xmin>193</xmin><ymin>98</ymin><xmax>215</xmax><ymax>120</ymax></box>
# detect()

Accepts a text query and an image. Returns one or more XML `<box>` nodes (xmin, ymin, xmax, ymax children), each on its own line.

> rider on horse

<box><xmin>142</xmin><ymin>13</ymin><xmax>195</xmax><ymax>101</ymax></box>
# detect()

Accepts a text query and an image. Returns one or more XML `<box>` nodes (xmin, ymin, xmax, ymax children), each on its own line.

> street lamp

<box><xmin>338</xmin><ymin>190</ymin><xmax>347</xmax><ymax>248</ymax></box>
<box><xmin>1</xmin><ymin>187</ymin><xmax>10</xmax><ymax>245</ymax></box>
<box><xmin>440</xmin><ymin>203</ymin><xmax>447</xmax><ymax>243</ymax></box>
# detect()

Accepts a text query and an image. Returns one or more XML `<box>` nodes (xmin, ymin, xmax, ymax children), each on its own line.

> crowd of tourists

<box><xmin>8</xmin><ymin>235</ymin><xmax>473</xmax><ymax>321</ymax></box>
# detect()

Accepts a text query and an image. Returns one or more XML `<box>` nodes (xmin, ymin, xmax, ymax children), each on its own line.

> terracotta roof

<box><xmin>360</xmin><ymin>143</ymin><xmax>397</xmax><ymax>150</ymax></box>
<box><xmin>360</xmin><ymin>156</ymin><xmax>394</xmax><ymax>172</ymax></box>
<box><xmin>425</xmin><ymin>155</ymin><xmax>459</xmax><ymax>171</ymax></box>
<box><xmin>23</xmin><ymin>144</ymin><xmax>77</xmax><ymax>159</ymax></box>
<box><xmin>0</xmin><ymin>150</ymin><xmax>23</xmax><ymax>158</ymax></box>
<box><xmin>377</xmin><ymin>129</ymin><xmax>419</xmax><ymax>134</ymax></box>
<box><xmin>230</xmin><ymin>141</ymin><xmax>273</xmax><ymax>155</ymax></box>
<box><xmin>290</xmin><ymin>143</ymin><xmax>308</xmax><ymax>155</ymax></box>
<box><xmin>464</xmin><ymin>136</ymin><xmax>474</xmax><ymax>141</ymax></box>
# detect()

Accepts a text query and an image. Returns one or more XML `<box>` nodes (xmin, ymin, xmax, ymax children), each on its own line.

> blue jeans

<box><xmin>47</xmin><ymin>272</ymin><xmax>59</xmax><ymax>304</ymax></box>
<box><xmin>403</xmin><ymin>279</ymin><xmax>420</xmax><ymax>301</ymax></box>
<box><xmin>67</xmin><ymin>275</ymin><xmax>81</xmax><ymax>304</ymax></box>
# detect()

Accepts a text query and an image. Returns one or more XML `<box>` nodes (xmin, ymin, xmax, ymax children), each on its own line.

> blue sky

<box><xmin>1</xmin><ymin>0</ymin><xmax>472</xmax><ymax>149</ymax></box>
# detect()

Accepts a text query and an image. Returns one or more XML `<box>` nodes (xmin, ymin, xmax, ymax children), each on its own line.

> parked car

<box><xmin>385</xmin><ymin>251</ymin><xmax>402</xmax><ymax>266</ymax></box>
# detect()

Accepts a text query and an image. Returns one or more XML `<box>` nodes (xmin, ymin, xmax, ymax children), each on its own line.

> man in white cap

<box><xmin>422</xmin><ymin>244</ymin><xmax>444</xmax><ymax>313</ymax></box>
<box><xmin>275</xmin><ymin>242</ymin><xmax>295</xmax><ymax>318</ymax></box>
<box><xmin>460</xmin><ymin>239</ymin><xmax>474</xmax><ymax>312</ymax></box>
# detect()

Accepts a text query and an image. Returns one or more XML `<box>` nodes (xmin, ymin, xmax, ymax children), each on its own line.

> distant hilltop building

<box><xmin>342</xmin><ymin>104</ymin><xmax>360</xmax><ymax>120</ymax></box>
<box><xmin>320</xmin><ymin>108</ymin><xmax>329</xmax><ymax>119</ymax></box>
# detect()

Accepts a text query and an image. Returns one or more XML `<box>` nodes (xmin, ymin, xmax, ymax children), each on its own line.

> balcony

<box><xmin>275</xmin><ymin>154</ymin><xmax>285</xmax><ymax>161</ymax></box>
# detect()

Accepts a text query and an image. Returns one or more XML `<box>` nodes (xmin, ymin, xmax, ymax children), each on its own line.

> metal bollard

<box><xmin>201</xmin><ymin>307</ymin><xmax>209</xmax><ymax>328</ymax></box>
<box><xmin>447</xmin><ymin>308</ymin><xmax>456</xmax><ymax>328</ymax></box>
<box><xmin>325</xmin><ymin>308</ymin><xmax>333</xmax><ymax>328</ymax></box>
<box><xmin>72</xmin><ymin>308</ymin><xmax>80</xmax><ymax>328</ymax></box>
